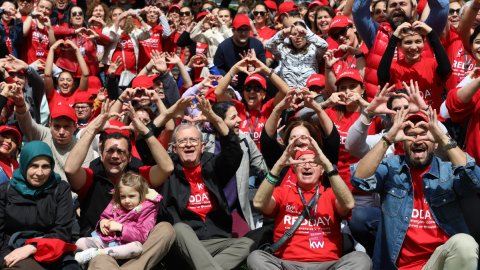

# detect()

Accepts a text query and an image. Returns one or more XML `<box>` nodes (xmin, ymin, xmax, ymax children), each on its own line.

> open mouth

<box><xmin>411</xmin><ymin>145</ymin><xmax>427</xmax><ymax>159</ymax></box>
<box><xmin>391</xmin><ymin>11</ymin><xmax>406</xmax><ymax>21</ymax></box>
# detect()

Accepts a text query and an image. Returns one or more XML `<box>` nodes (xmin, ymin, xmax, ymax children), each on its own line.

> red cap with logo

<box><xmin>306</xmin><ymin>74</ymin><xmax>325</xmax><ymax>88</ymax></box>
<box><xmin>0</xmin><ymin>125</ymin><xmax>22</xmax><ymax>145</ymax></box>
<box><xmin>50</xmin><ymin>104</ymin><xmax>78</xmax><ymax>122</ymax></box>
<box><xmin>335</xmin><ymin>68</ymin><xmax>363</xmax><ymax>86</ymax></box>
<box><xmin>308</xmin><ymin>0</ymin><xmax>328</xmax><ymax>10</ymax></box>
<box><xmin>132</xmin><ymin>75</ymin><xmax>155</xmax><ymax>89</ymax></box>
<box><xmin>196</xmin><ymin>11</ymin><xmax>208</xmax><ymax>21</ymax></box>
<box><xmin>328</xmin><ymin>15</ymin><xmax>353</xmax><ymax>36</ymax></box>
<box><xmin>232</xmin><ymin>14</ymin><xmax>251</xmax><ymax>29</ymax></box>
<box><xmin>245</xmin><ymin>74</ymin><xmax>267</xmax><ymax>89</ymax></box>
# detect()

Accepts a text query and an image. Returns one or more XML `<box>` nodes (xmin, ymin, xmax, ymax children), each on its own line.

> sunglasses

<box><xmin>179</xmin><ymin>11</ymin><xmax>191</xmax><ymax>17</ymax></box>
<box><xmin>449</xmin><ymin>8</ymin><xmax>460</xmax><ymax>15</ymax></box>
<box><xmin>253</xmin><ymin>11</ymin><xmax>266</xmax><ymax>16</ymax></box>
<box><xmin>72</xmin><ymin>11</ymin><xmax>83</xmax><ymax>17</ymax></box>
<box><xmin>202</xmin><ymin>7</ymin><xmax>213</xmax><ymax>12</ymax></box>
<box><xmin>244</xmin><ymin>86</ymin><xmax>264</xmax><ymax>93</ymax></box>
<box><xmin>330</xmin><ymin>25</ymin><xmax>351</xmax><ymax>40</ymax></box>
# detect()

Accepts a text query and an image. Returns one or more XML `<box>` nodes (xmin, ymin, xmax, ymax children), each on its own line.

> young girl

<box><xmin>74</xmin><ymin>172</ymin><xmax>162</xmax><ymax>265</ymax></box>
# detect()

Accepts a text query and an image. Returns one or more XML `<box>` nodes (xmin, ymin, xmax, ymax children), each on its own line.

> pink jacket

<box><xmin>96</xmin><ymin>190</ymin><xmax>162</xmax><ymax>244</ymax></box>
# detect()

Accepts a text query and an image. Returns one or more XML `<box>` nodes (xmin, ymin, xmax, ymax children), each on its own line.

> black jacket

<box><xmin>158</xmin><ymin>130</ymin><xmax>243</xmax><ymax>240</ymax></box>
<box><xmin>0</xmin><ymin>181</ymin><xmax>74</xmax><ymax>264</ymax></box>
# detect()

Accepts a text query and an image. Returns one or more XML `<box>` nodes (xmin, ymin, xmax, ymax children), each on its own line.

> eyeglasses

<box><xmin>202</xmin><ymin>7</ymin><xmax>213</xmax><ymax>12</ymax></box>
<box><xmin>330</xmin><ymin>25</ymin><xmax>351</xmax><ymax>40</ymax></box>
<box><xmin>449</xmin><ymin>8</ymin><xmax>460</xmax><ymax>15</ymax></box>
<box><xmin>373</xmin><ymin>9</ymin><xmax>385</xmax><ymax>15</ymax></box>
<box><xmin>253</xmin><ymin>11</ymin><xmax>266</xmax><ymax>16</ymax></box>
<box><xmin>244</xmin><ymin>86</ymin><xmax>264</xmax><ymax>93</ymax></box>
<box><xmin>74</xmin><ymin>105</ymin><xmax>91</xmax><ymax>110</ymax></box>
<box><xmin>295</xmin><ymin>160</ymin><xmax>319</xmax><ymax>168</ymax></box>
<box><xmin>72</xmin><ymin>11</ymin><xmax>83</xmax><ymax>17</ymax></box>
<box><xmin>176</xmin><ymin>137</ymin><xmax>201</xmax><ymax>147</ymax></box>
<box><xmin>179</xmin><ymin>11</ymin><xmax>191</xmax><ymax>17</ymax></box>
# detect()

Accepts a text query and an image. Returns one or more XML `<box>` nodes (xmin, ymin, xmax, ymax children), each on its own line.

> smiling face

<box><xmin>403</xmin><ymin>125</ymin><xmax>435</xmax><ymax>168</ymax></box>
<box><xmin>173</xmin><ymin>126</ymin><xmax>204</xmax><ymax>168</ymax></box>
<box><xmin>55</xmin><ymin>0</ymin><xmax>68</xmax><ymax>11</ymax></box>
<box><xmin>399</xmin><ymin>32</ymin><xmax>424</xmax><ymax>63</ymax></box>
<box><xmin>37</xmin><ymin>0</ymin><xmax>53</xmax><ymax>17</ymax></box>
<box><xmin>1</xmin><ymin>2</ymin><xmax>15</xmax><ymax>22</ymax></box>
<box><xmin>26</xmin><ymin>156</ymin><xmax>52</xmax><ymax>187</ymax></box>
<box><xmin>146</xmin><ymin>7</ymin><xmax>160</xmax><ymax>24</ymax></box>
<box><xmin>223</xmin><ymin>106</ymin><xmax>242</xmax><ymax>134</ymax></box>
<box><xmin>101</xmin><ymin>137</ymin><xmax>131</xmax><ymax>179</ymax></box>
<box><xmin>386</xmin><ymin>0</ymin><xmax>413</xmax><ymax>28</ymax></box>
<box><xmin>70</xmin><ymin>7</ymin><xmax>84</xmax><ymax>27</ymax></box>
<box><xmin>92</xmin><ymin>4</ymin><xmax>105</xmax><ymax>20</ymax></box>
<box><xmin>118</xmin><ymin>184</ymin><xmax>141</xmax><ymax>210</ymax></box>
<box><xmin>218</xmin><ymin>9</ymin><xmax>232</xmax><ymax>26</ymax></box>
<box><xmin>288</xmin><ymin>125</ymin><xmax>310</xmax><ymax>149</ymax></box>
<box><xmin>233</xmin><ymin>25</ymin><xmax>251</xmax><ymax>46</ymax></box>
<box><xmin>0</xmin><ymin>132</ymin><xmax>17</xmax><ymax>157</ymax></box>
<box><xmin>293</xmin><ymin>153</ymin><xmax>323</xmax><ymax>190</ymax></box>
<box><xmin>243</xmin><ymin>82</ymin><xmax>265</xmax><ymax>110</ymax></box>
<box><xmin>448</xmin><ymin>1</ymin><xmax>461</xmax><ymax>29</ymax></box>
<box><xmin>253</xmin><ymin>5</ymin><xmax>267</xmax><ymax>25</ymax></box>
<box><xmin>316</xmin><ymin>10</ymin><xmax>333</xmax><ymax>34</ymax></box>
<box><xmin>330</xmin><ymin>25</ymin><xmax>357</xmax><ymax>46</ymax></box>
<box><xmin>179</xmin><ymin>7</ymin><xmax>193</xmax><ymax>25</ymax></box>
<box><xmin>58</xmin><ymin>72</ymin><xmax>74</xmax><ymax>95</ymax></box>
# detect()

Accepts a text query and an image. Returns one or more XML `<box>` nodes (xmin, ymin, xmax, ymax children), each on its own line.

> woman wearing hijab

<box><xmin>0</xmin><ymin>141</ymin><xmax>78</xmax><ymax>270</ymax></box>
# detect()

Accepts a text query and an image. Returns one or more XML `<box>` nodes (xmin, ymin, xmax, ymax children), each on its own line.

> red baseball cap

<box><xmin>103</xmin><ymin>119</ymin><xmax>131</xmax><ymax>138</ymax></box>
<box><xmin>405</xmin><ymin>112</ymin><xmax>429</xmax><ymax>123</ymax></box>
<box><xmin>295</xmin><ymin>149</ymin><xmax>316</xmax><ymax>159</ymax></box>
<box><xmin>335</xmin><ymin>68</ymin><xmax>363</xmax><ymax>86</ymax></box>
<box><xmin>277</xmin><ymin>2</ymin><xmax>298</xmax><ymax>19</ymax></box>
<box><xmin>232</xmin><ymin>14</ymin><xmax>250</xmax><ymax>29</ymax></box>
<box><xmin>0</xmin><ymin>125</ymin><xmax>22</xmax><ymax>145</ymax></box>
<box><xmin>264</xmin><ymin>0</ymin><xmax>278</xmax><ymax>11</ymax></box>
<box><xmin>25</xmin><ymin>238</ymin><xmax>77</xmax><ymax>264</ymax></box>
<box><xmin>74</xmin><ymin>91</ymin><xmax>94</xmax><ymax>105</ymax></box>
<box><xmin>245</xmin><ymin>74</ymin><xmax>267</xmax><ymax>89</ymax></box>
<box><xmin>306</xmin><ymin>74</ymin><xmax>325</xmax><ymax>88</ymax></box>
<box><xmin>308</xmin><ymin>0</ymin><xmax>328</xmax><ymax>10</ymax></box>
<box><xmin>196</xmin><ymin>11</ymin><xmax>208</xmax><ymax>21</ymax></box>
<box><xmin>87</xmin><ymin>76</ymin><xmax>102</xmax><ymax>96</ymax></box>
<box><xmin>168</xmin><ymin>4</ymin><xmax>181</xmax><ymax>12</ymax></box>
<box><xmin>328</xmin><ymin>15</ymin><xmax>353</xmax><ymax>36</ymax></box>
<box><xmin>50</xmin><ymin>104</ymin><xmax>78</xmax><ymax>122</ymax></box>
<box><xmin>132</xmin><ymin>75</ymin><xmax>154</xmax><ymax>89</ymax></box>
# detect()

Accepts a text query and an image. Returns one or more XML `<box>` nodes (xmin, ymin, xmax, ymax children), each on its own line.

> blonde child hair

<box><xmin>112</xmin><ymin>172</ymin><xmax>149</xmax><ymax>208</ymax></box>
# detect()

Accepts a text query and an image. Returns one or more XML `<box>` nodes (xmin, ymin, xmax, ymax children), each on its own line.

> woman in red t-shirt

<box><xmin>312</xmin><ymin>5</ymin><xmax>337</xmax><ymax>49</ymax></box>
<box><xmin>102</xmin><ymin>7</ymin><xmax>151</xmax><ymax>85</ymax></box>
<box><xmin>44</xmin><ymin>39</ymin><xmax>89</xmax><ymax>110</ymax></box>
<box><xmin>377</xmin><ymin>21</ymin><xmax>452</xmax><ymax>111</ymax></box>
<box><xmin>251</xmin><ymin>3</ymin><xmax>277</xmax><ymax>65</ymax></box>
<box><xmin>138</xmin><ymin>6</ymin><xmax>170</xmax><ymax>71</ymax></box>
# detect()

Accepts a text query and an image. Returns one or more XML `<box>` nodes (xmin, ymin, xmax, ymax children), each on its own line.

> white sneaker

<box><xmin>75</xmin><ymin>248</ymin><xmax>98</xmax><ymax>265</ymax></box>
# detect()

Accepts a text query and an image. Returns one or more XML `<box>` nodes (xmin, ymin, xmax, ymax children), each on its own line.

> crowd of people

<box><xmin>0</xmin><ymin>0</ymin><xmax>479</xmax><ymax>269</ymax></box>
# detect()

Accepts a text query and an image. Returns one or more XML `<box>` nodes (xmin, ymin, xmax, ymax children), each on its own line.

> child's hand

<box><xmin>99</xmin><ymin>219</ymin><xmax>111</xmax><ymax>235</ymax></box>
<box><xmin>108</xmin><ymin>221</ymin><xmax>123</xmax><ymax>232</ymax></box>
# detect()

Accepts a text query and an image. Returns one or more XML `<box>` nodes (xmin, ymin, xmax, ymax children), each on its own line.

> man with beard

<box><xmin>352</xmin><ymin>108</ymin><xmax>480</xmax><ymax>270</ymax></box>
<box><xmin>351</xmin><ymin>0</ymin><xmax>449</xmax><ymax>99</ymax></box>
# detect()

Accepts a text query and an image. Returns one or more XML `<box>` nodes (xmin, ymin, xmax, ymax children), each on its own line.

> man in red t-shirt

<box><xmin>248</xmin><ymin>139</ymin><xmax>371</xmax><ymax>269</ymax></box>
<box><xmin>353</xmin><ymin>110</ymin><xmax>479</xmax><ymax>269</ymax></box>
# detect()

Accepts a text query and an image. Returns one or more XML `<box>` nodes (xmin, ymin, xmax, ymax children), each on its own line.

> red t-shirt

<box><xmin>271</xmin><ymin>186</ymin><xmax>344</xmax><ymax>262</ymax></box>
<box><xmin>138</xmin><ymin>25</ymin><xmax>163</xmax><ymax>70</ymax></box>
<box><xmin>325</xmin><ymin>109</ymin><xmax>377</xmax><ymax>192</ymax></box>
<box><xmin>389</xmin><ymin>57</ymin><xmax>444</xmax><ymax>111</ymax></box>
<box><xmin>47</xmin><ymin>89</ymin><xmax>78</xmax><ymax>109</ymax></box>
<box><xmin>446</xmin><ymin>77</ymin><xmax>480</xmax><ymax>165</ymax></box>
<box><xmin>112</xmin><ymin>34</ymin><xmax>136</xmax><ymax>75</ymax></box>
<box><xmin>257</xmin><ymin>26</ymin><xmax>276</xmax><ymax>59</ymax></box>
<box><xmin>184</xmin><ymin>165</ymin><xmax>216</xmax><ymax>221</ymax></box>
<box><xmin>76</xmin><ymin>166</ymin><xmax>152</xmax><ymax>201</ymax></box>
<box><xmin>397</xmin><ymin>166</ymin><xmax>449</xmax><ymax>269</ymax></box>
<box><xmin>236</xmin><ymin>98</ymin><xmax>275</xmax><ymax>151</ymax></box>
<box><xmin>2</xmin><ymin>21</ymin><xmax>12</xmax><ymax>54</ymax></box>
<box><xmin>25</xmin><ymin>21</ymin><xmax>50</xmax><ymax>64</ymax></box>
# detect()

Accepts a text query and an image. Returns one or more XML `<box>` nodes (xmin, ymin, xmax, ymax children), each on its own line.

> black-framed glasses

<box><xmin>449</xmin><ymin>8</ymin><xmax>460</xmax><ymax>15</ymax></box>
<box><xmin>176</xmin><ymin>137</ymin><xmax>201</xmax><ymax>147</ymax></box>
<box><xmin>330</xmin><ymin>25</ymin><xmax>351</xmax><ymax>40</ymax></box>
<box><xmin>244</xmin><ymin>86</ymin><xmax>264</xmax><ymax>93</ymax></box>
<box><xmin>179</xmin><ymin>11</ymin><xmax>191</xmax><ymax>17</ymax></box>
<box><xmin>72</xmin><ymin>11</ymin><xmax>83</xmax><ymax>17</ymax></box>
<box><xmin>253</xmin><ymin>11</ymin><xmax>266</xmax><ymax>16</ymax></box>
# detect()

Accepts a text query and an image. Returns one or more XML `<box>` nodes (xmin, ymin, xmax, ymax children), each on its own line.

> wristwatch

<box><xmin>326</xmin><ymin>166</ymin><xmax>339</xmax><ymax>178</ymax></box>
<box><xmin>442</xmin><ymin>138</ymin><xmax>458</xmax><ymax>151</ymax></box>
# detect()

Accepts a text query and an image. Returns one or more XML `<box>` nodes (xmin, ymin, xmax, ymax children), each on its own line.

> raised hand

<box><xmin>151</xmin><ymin>50</ymin><xmax>167</xmax><ymax>74</ymax></box>
<box><xmin>384</xmin><ymin>107</ymin><xmax>415</xmax><ymax>143</ymax></box>
<box><xmin>401</xmin><ymin>80</ymin><xmax>428</xmax><ymax>113</ymax></box>
<box><xmin>323</xmin><ymin>92</ymin><xmax>347</xmax><ymax>108</ymax></box>
<box><xmin>108</xmin><ymin>57</ymin><xmax>123</xmax><ymax>75</ymax></box>
<box><xmin>365</xmin><ymin>83</ymin><xmax>397</xmax><ymax>115</ymax></box>
<box><xmin>323</xmin><ymin>50</ymin><xmax>341</xmax><ymax>69</ymax></box>
<box><xmin>166</xmin><ymin>96</ymin><xmax>195</xmax><ymax>119</ymax></box>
